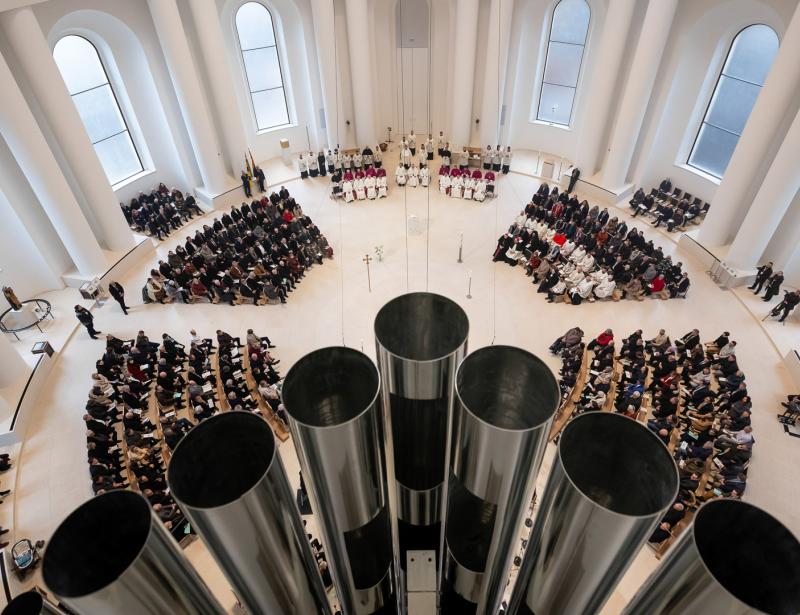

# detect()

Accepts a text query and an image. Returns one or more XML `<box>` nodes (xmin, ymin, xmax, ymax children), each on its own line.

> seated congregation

<box><xmin>494</xmin><ymin>182</ymin><xmax>690</xmax><ymax>304</ymax></box>
<box><xmin>83</xmin><ymin>328</ymin><xmax>287</xmax><ymax>542</ymax></box>
<box><xmin>550</xmin><ymin>327</ymin><xmax>753</xmax><ymax>552</ymax></box>
<box><xmin>120</xmin><ymin>183</ymin><xmax>203</xmax><ymax>240</ymax></box>
<box><xmin>142</xmin><ymin>188</ymin><xmax>332</xmax><ymax>306</ymax></box>
<box><xmin>628</xmin><ymin>179</ymin><xmax>711</xmax><ymax>232</ymax></box>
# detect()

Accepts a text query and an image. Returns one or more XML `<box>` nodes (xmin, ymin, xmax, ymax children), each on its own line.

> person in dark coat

<box><xmin>75</xmin><ymin>305</ymin><xmax>100</xmax><ymax>339</ymax></box>
<box><xmin>241</xmin><ymin>171</ymin><xmax>252</xmax><ymax>198</ymax></box>
<box><xmin>254</xmin><ymin>165</ymin><xmax>266</xmax><ymax>192</ymax></box>
<box><xmin>762</xmin><ymin>271</ymin><xmax>784</xmax><ymax>301</ymax></box>
<box><xmin>748</xmin><ymin>261</ymin><xmax>773</xmax><ymax>294</ymax></box>
<box><xmin>108</xmin><ymin>281</ymin><xmax>128</xmax><ymax>315</ymax></box>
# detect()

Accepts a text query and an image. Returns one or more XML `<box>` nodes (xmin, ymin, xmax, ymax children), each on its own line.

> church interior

<box><xmin>0</xmin><ymin>0</ymin><xmax>799</xmax><ymax>613</ymax></box>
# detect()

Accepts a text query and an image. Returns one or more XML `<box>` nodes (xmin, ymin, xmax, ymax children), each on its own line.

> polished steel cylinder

<box><xmin>167</xmin><ymin>411</ymin><xmax>332</xmax><ymax>615</ymax></box>
<box><xmin>283</xmin><ymin>347</ymin><xmax>395</xmax><ymax>615</ymax></box>
<box><xmin>624</xmin><ymin>499</ymin><xmax>800</xmax><ymax>614</ymax></box>
<box><xmin>2</xmin><ymin>592</ymin><xmax>63</xmax><ymax>614</ymax></box>
<box><xmin>374</xmin><ymin>293</ymin><xmax>469</xmax><ymax>536</ymax></box>
<box><xmin>442</xmin><ymin>346</ymin><xmax>559</xmax><ymax>615</ymax></box>
<box><xmin>42</xmin><ymin>490</ymin><xmax>223</xmax><ymax>615</ymax></box>
<box><xmin>508</xmin><ymin>412</ymin><xmax>679</xmax><ymax>615</ymax></box>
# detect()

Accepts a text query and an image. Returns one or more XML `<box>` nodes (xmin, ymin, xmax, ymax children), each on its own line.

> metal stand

<box><xmin>466</xmin><ymin>271</ymin><xmax>472</xmax><ymax>299</ymax></box>
<box><xmin>363</xmin><ymin>254</ymin><xmax>373</xmax><ymax>292</ymax></box>
<box><xmin>457</xmin><ymin>233</ymin><xmax>463</xmax><ymax>263</ymax></box>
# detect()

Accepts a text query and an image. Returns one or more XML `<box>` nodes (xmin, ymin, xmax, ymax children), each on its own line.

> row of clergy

<box><xmin>439</xmin><ymin>146</ymin><xmax>513</xmax><ymax>173</ymax></box>
<box><xmin>333</xmin><ymin>171</ymin><xmax>389</xmax><ymax>202</ymax></box>
<box><xmin>299</xmin><ymin>146</ymin><xmax>383</xmax><ymax>177</ymax></box>
<box><xmin>439</xmin><ymin>172</ymin><xmax>492</xmax><ymax>202</ymax></box>
<box><xmin>395</xmin><ymin>164</ymin><xmax>431</xmax><ymax>187</ymax></box>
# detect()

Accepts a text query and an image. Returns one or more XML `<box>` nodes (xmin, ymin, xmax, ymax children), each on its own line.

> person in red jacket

<box><xmin>646</xmin><ymin>274</ymin><xmax>666</xmax><ymax>296</ymax></box>
<box><xmin>587</xmin><ymin>329</ymin><xmax>614</xmax><ymax>351</ymax></box>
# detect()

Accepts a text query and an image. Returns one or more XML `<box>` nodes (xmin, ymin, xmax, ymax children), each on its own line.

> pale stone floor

<box><xmin>7</xmin><ymin>147</ymin><xmax>800</xmax><ymax>612</ymax></box>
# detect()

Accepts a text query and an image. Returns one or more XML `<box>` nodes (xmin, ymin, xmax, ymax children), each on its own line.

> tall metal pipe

<box><xmin>508</xmin><ymin>412</ymin><xmax>679</xmax><ymax>615</ymax></box>
<box><xmin>282</xmin><ymin>347</ymin><xmax>396</xmax><ymax>615</ymax></box>
<box><xmin>2</xmin><ymin>592</ymin><xmax>63</xmax><ymax>614</ymax></box>
<box><xmin>42</xmin><ymin>490</ymin><xmax>223</xmax><ymax>615</ymax></box>
<box><xmin>624</xmin><ymin>499</ymin><xmax>800</xmax><ymax>614</ymax></box>
<box><xmin>167</xmin><ymin>411</ymin><xmax>332</xmax><ymax>615</ymax></box>
<box><xmin>374</xmin><ymin>292</ymin><xmax>469</xmax><ymax>564</ymax></box>
<box><xmin>442</xmin><ymin>346</ymin><xmax>559</xmax><ymax>614</ymax></box>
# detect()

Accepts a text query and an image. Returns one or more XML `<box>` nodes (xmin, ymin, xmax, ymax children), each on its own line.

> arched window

<box><xmin>536</xmin><ymin>0</ymin><xmax>590</xmax><ymax>126</ymax></box>
<box><xmin>235</xmin><ymin>2</ymin><xmax>290</xmax><ymax>131</ymax></box>
<box><xmin>688</xmin><ymin>24</ymin><xmax>779</xmax><ymax>179</ymax></box>
<box><xmin>53</xmin><ymin>35</ymin><xmax>143</xmax><ymax>186</ymax></box>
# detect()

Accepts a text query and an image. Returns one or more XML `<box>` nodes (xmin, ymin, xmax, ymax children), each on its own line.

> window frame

<box><xmin>234</xmin><ymin>1</ymin><xmax>292</xmax><ymax>132</ymax></box>
<box><xmin>535</xmin><ymin>0</ymin><xmax>591</xmax><ymax>127</ymax></box>
<box><xmin>686</xmin><ymin>24</ymin><xmax>778</xmax><ymax>180</ymax></box>
<box><xmin>54</xmin><ymin>34</ymin><xmax>144</xmax><ymax>187</ymax></box>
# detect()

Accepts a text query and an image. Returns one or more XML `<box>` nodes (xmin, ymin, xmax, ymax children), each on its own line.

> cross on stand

<box><xmin>363</xmin><ymin>254</ymin><xmax>373</xmax><ymax>292</ymax></box>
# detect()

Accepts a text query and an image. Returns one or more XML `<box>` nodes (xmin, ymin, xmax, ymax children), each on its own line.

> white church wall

<box><xmin>34</xmin><ymin>0</ymin><xmax>200</xmax><ymax>204</ymax></box>
<box><xmin>630</xmin><ymin>0</ymin><xmax>791</xmax><ymax>203</ymax></box>
<box><xmin>0</xmin><ymin>189</ymin><xmax>62</xmax><ymax>298</ymax></box>
<box><xmin>760</xmin><ymin>190</ymin><xmax>800</xmax><ymax>286</ymax></box>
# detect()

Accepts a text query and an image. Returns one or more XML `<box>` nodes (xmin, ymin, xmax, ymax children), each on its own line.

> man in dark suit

<box><xmin>74</xmin><ymin>305</ymin><xmax>100</xmax><ymax>339</ymax></box>
<box><xmin>748</xmin><ymin>261</ymin><xmax>772</xmax><ymax>294</ymax></box>
<box><xmin>763</xmin><ymin>271</ymin><xmax>784</xmax><ymax>301</ymax></box>
<box><xmin>108</xmin><ymin>281</ymin><xmax>128</xmax><ymax>315</ymax></box>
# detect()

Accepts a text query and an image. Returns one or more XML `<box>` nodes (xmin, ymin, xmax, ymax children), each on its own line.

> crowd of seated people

<box><xmin>142</xmin><ymin>189</ymin><xmax>332</xmax><ymax>306</ymax></box>
<box><xmin>120</xmin><ymin>183</ymin><xmax>203</xmax><ymax>240</ymax></box>
<box><xmin>493</xmin><ymin>182</ymin><xmax>690</xmax><ymax>305</ymax></box>
<box><xmin>549</xmin><ymin>326</ymin><xmax>754</xmax><ymax>550</ymax></box>
<box><xmin>628</xmin><ymin>179</ymin><xmax>710</xmax><ymax>232</ymax></box>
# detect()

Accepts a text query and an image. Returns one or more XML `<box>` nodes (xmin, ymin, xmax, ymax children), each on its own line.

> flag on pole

<box><xmin>249</xmin><ymin>149</ymin><xmax>257</xmax><ymax>173</ymax></box>
<box><xmin>245</xmin><ymin>155</ymin><xmax>252</xmax><ymax>179</ymax></box>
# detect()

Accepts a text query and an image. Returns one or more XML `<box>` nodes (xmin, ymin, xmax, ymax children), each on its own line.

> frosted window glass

<box><xmin>236</xmin><ymin>2</ymin><xmax>290</xmax><ymax>130</ymax></box>
<box><xmin>242</xmin><ymin>47</ymin><xmax>283</xmax><ymax>91</ymax></box>
<box><xmin>236</xmin><ymin>2</ymin><xmax>275</xmax><ymax>50</ymax></box>
<box><xmin>550</xmin><ymin>0</ymin><xmax>590</xmax><ymax>45</ymax></box>
<box><xmin>688</xmin><ymin>124</ymin><xmax>739</xmax><ymax>178</ymax></box>
<box><xmin>538</xmin><ymin>84</ymin><xmax>576</xmax><ymax>125</ymax></box>
<box><xmin>536</xmin><ymin>0</ymin><xmax>589</xmax><ymax>126</ymax></box>
<box><xmin>72</xmin><ymin>85</ymin><xmax>127</xmax><ymax>142</ymax></box>
<box><xmin>723</xmin><ymin>24</ymin><xmax>778</xmax><ymax>85</ymax></box>
<box><xmin>53</xmin><ymin>35</ymin><xmax>143</xmax><ymax>185</ymax></box>
<box><xmin>543</xmin><ymin>42</ymin><xmax>584</xmax><ymax>88</ymax></box>
<box><xmin>705</xmin><ymin>76</ymin><xmax>760</xmax><ymax>134</ymax></box>
<box><xmin>53</xmin><ymin>36</ymin><xmax>106</xmax><ymax>95</ymax></box>
<box><xmin>252</xmin><ymin>89</ymin><xmax>290</xmax><ymax>129</ymax></box>
<box><xmin>688</xmin><ymin>25</ymin><xmax>778</xmax><ymax>179</ymax></box>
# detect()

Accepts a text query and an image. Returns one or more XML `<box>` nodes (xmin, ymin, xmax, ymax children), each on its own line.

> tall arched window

<box><xmin>235</xmin><ymin>2</ymin><xmax>290</xmax><ymax>131</ymax></box>
<box><xmin>53</xmin><ymin>35</ymin><xmax>143</xmax><ymax>186</ymax></box>
<box><xmin>536</xmin><ymin>0</ymin><xmax>590</xmax><ymax>126</ymax></box>
<box><xmin>688</xmin><ymin>24</ymin><xmax>779</xmax><ymax>179</ymax></box>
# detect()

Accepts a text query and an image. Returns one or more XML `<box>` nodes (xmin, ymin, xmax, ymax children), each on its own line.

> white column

<box><xmin>0</xmin><ymin>334</ymin><xmax>26</xmax><ymax>387</ymax></box>
<box><xmin>185</xmin><ymin>0</ymin><xmax>249</xmax><ymax>177</ymax></box>
<box><xmin>0</xmin><ymin>8</ymin><xmax>134</xmax><ymax>252</ymax></box>
<box><xmin>0</xmin><ymin>49</ymin><xmax>106</xmax><ymax>276</ymax></box>
<box><xmin>147</xmin><ymin>0</ymin><xmax>229</xmax><ymax>197</ymax></box>
<box><xmin>600</xmin><ymin>0</ymin><xmax>678</xmax><ymax>190</ymax></box>
<box><xmin>344</xmin><ymin>0</ymin><xmax>377</xmax><ymax>146</ymax></box>
<box><xmin>450</xmin><ymin>0</ymin><xmax>480</xmax><ymax>147</ymax></box>
<box><xmin>699</xmin><ymin>4</ymin><xmax>800</xmax><ymax>247</ymax></box>
<box><xmin>311</xmin><ymin>0</ymin><xmax>338</xmax><ymax>148</ymax></box>
<box><xmin>573</xmin><ymin>0</ymin><xmax>637</xmax><ymax>175</ymax></box>
<box><xmin>480</xmin><ymin>0</ymin><xmax>515</xmax><ymax>146</ymax></box>
<box><xmin>726</xmin><ymin>106</ymin><xmax>800</xmax><ymax>270</ymax></box>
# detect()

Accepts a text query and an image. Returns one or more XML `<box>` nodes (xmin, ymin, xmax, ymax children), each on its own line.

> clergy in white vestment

<box><xmin>439</xmin><ymin>173</ymin><xmax>451</xmax><ymax>195</ymax></box>
<box><xmin>594</xmin><ymin>278</ymin><xmax>616</xmax><ymax>300</ymax></box>
<box><xmin>299</xmin><ymin>155</ymin><xmax>308</xmax><ymax>179</ymax></box>
<box><xmin>374</xmin><ymin>146</ymin><xmax>383</xmax><ymax>168</ymax></box>
<box><xmin>474</xmin><ymin>179</ymin><xmax>486</xmax><ymax>202</ymax></box>
<box><xmin>402</xmin><ymin>146</ymin><xmax>412</xmax><ymax>166</ymax></box>
<box><xmin>408</xmin><ymin>131</ymin><xmax>417</xmax><ymax>156</ymax></box>
<box><xmin>377</xmin><ymin>174</ymin><xmax>388</xmax><ymax>198</ymax></box>
<box><xmin>463</xmin><ymin>176</ymin><xmax>474</xmax><ymax>200</ymax></box>
<box><xmin>353</xmin><ymin>152</ymin><xmax>363</xmax><ymax>169</ymax></box>
<box><xmin>502</xmin><ymin>146</ymin><xmax>513</xmax><ymax>174</ymax></box>
<box><xmin>483</xmin><ymin>145</ymin><xmax>493</xmax><ymax>170</ymax></box>
<box><xmin>408</xmin><ymin>165</ymin><xmax>419</xmax><ymax>187</ymax></box>
<box><xmin>451</xmin><ymin>174</ymin><xmax>463</xmax><ymax>198</ymax></box>
<box><xmin>355</xmin><ymin>177</ymin><xmax>366</xmax><ymax>200</ymax></box>
<box><xmin>342</xmin><ymin>178</ymin><xmax>354</xmax><ymax>202</ymax></box>
<box><xmin>491</xmin><ymin>146</ymin><xmax>502</xmax><ymax>171</ymax></box>
<box><xmin>459</xmin><ymin>148</ymin><xmax>469</xmax><ymax>169</ymax></box>
<box><xmin>365</xmin><ymin>176</ymin><xmax>377</xmax><ymax>199</ymax></box>
<box><xmin>343</xmin><ymin>153</ymin><xmax>352</xmax><ymax>170</ymax></box>
<box><xmin>396</xmin><ymin>164</ymin><xmax>407</xmax><ymax>186</ymax></box>
<box><xmin>420</xmin><ymin>166</ymin><xmax>430</xmax><ymax>187</ymax></box>
<box><xmin>578</xmin><ymin>254</ymin><xmax>596</xmax><ymax>272</ymax></box>
<box><xmin>425</xmin><ymin>136</ymin><xmax>434</xmax><ymax>161</ymax></box>
<box><xmin>437</xmin><ymin>131</ymin><xmax>446</xmax><ymax>155</ymax></box>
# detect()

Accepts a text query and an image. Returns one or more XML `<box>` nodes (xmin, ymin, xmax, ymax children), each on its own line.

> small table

<box><xmin>0</xmin><ymin>299</ymin><xmax>54</xmax><ymax>341</ymax></box>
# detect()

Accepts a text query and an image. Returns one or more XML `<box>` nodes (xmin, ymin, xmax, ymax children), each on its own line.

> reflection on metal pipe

<box><xmin>624</xmin><ymin>499</ymin><xmax>800</xmax><ymax>614</ymax></box>
<box><xmin>283</xmin><ymin>347</ymin><xmax>396</xmax><ymax>615</ymax></box>
<box><xmin>442</xmin><ymin>346</ymin><xmax>559</xmax><ymax>615</ymax></box>
<box><xmin>508</xmin><ymin>413</ymin><xmax>679</xmax><ymax>615</ymax></box>
<box><xmin>2</xmin><ymin>591</ymin><xmax>64</xmax><ymax>614</ymax></box>
<box><xmin>374</xmin><ymin>293</ymin><xmax>469</xmax><ymax>557</ymax></box>
<box><xmin>167</xmin><ymin>411</ymin><xmax>331</xmax><ymax>615</ymax></box>
<box><xmin>42</xmin><ymin>490</ymin><xmax>223</xmax><ymax>615</ymax></box>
